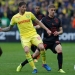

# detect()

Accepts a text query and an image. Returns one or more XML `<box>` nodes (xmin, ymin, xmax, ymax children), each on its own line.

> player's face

<box><xmin>48</xmin><ymin>8</ymin><xmax>56</xmax><ymax>17</ymax></box>
<box><xmin>19</xmin><ymin>5</ymin><xmax>26</xmax><ymax>13</ymax></box>
<box><xmin>34</xmin><ymin>6</ymin><xmax>40</xmax><ymax>13</ymax></box>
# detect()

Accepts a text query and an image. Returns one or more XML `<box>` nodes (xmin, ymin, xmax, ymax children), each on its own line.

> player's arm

<box><xmin>31</xmin><ymin>12</ymin><xmax>51</xmax><ymax>35</ymax></box>
<box><xmin>53</xmin><ymin>18</ymin><xmax>63</xmax><ymax>36</ymax></box>
<box><xmin>34</xmin><ymin>14</ymin><xmax>45</xmax><ymax>29</ymax></box>
<box><xmin>0</xmin><ymin>25</ymin><xmax>13</xmax><ymax>32</ymax></box>
<box><xmin>58</xmin><ymin>27</ymin><xmax>63</xmax><ymax>34</ymax></box>
<box><xmin>53</xmin><ymin>27</ymin><xmax>63</xmax><ymax>36</ymax></box>
<box><xmin>58</xmin><ymin>19</ymin><xmax>63</xmax><ymax>35</ymax></box>
<box><xmin>34</xmin><ymin>25</ymin><xmax>41</xmax><ymax>29</ymax></box>
<box><xmin>0</xmin><ymin>16</ymin><xmax>16</xmax><ymax>32</ymax></box>
<box><xmin>34</xmin><ymin>19</ymin><xmax>46</xmax><ymax>30</ymax></box>
<box><xmin>34</xmin><ymin>19</ymin><xmax>51</xmax><ymax>35</ymax></box>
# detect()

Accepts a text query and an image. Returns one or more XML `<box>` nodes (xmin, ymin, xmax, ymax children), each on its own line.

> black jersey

<box><xmin>33</xmin><ymin>12</ymin><xmax>45</xmax><ymax>26</ymax></box>
<box><xmin>33</xmin><ymin>12</ymin><xmax>45</xmax><ymax>36</ymax></box>
<box><xmin>41</xmin><ymin>16</ymin><xmax>62</xmax><ymax>43</ymax></box>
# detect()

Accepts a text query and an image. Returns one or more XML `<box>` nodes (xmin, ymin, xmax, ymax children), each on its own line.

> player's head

<box><xmin>18</xmin><ymin>2</ymin><xmax>26</xmax><ymax>13</ymax></box>
<box><xmin>34</xmin><ymin>4</ymin><xmax>40</xmax><ymax>13</ymax></box>
<box><xmin>48</xmin><ymin>4</ymin><xmax>56</xmax><ymax>17</ymax></box>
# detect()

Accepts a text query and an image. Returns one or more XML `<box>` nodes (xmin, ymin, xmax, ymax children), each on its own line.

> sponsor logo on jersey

<box><xmin>18</xmin><ymin>19</ymin><xmax>30</xmax><ymax>24</ymax></box>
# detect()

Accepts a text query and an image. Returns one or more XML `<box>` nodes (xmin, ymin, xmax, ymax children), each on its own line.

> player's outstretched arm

<box><xmin>34</xmin><ymin>19</ymin><xmax>51</xmax><ymax>36</ymax></box>
<box><xmin>0</xmin><ymin>25</ymin><xmax>13</xmax><ymax>32</ymax></box>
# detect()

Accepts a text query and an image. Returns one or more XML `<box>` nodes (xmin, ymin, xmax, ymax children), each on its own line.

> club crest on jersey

<box><xmin>26</xmin><ymin>15</ymin><xmax>30</xmax><ymax>18</ymax></box>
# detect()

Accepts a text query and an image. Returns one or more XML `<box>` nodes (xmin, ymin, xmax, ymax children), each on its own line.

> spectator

<box><xmin>0</xmin><ymin>3</ymin><xmax>3</xmax><ymax>18</ymax></box>
<box><xmin>0</xmin><ymin>0</ymin><xmax>75</xmax><ymax>32</ymax></box>
<box><xmin>71</xmin><ymin>13</ymin><xmax>75</xmax><ymax>28</ymax></box>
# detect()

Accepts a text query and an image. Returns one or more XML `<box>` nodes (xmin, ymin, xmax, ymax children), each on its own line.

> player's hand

<box><xmin>46</xmin><ymin>29</ymin><xmax>51</xmax><ymax>36</ymax></box>
<box><xmin>35</xmin><ymin>25</ymin><xmax>40</xmax><ymax>29</ymax></box>
<box><xmin>53</xmin><ymin>31</ymin><xmax>59</xmax><ymax>36</ymax></box>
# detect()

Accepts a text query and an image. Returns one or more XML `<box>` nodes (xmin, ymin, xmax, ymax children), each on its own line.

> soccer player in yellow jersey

<box><xmin>0</xmin><ymin>2</ymin><xmax>51</xmax><ymax>73</ymax></box>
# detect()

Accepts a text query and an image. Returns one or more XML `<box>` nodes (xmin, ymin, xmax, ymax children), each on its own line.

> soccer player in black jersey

<box><xmin>16</xmin><ymin>4</ymin><xmax>65</xmax><ymax>73</ymax></box>
<box><xmin>31</xmin><ymin>4</ymin><xmax>45</xmax><ymax>53</ymax></box>
<box><xmin>31</xmin><ymin>4</ymin><xmax>45</xmax><ymax>62</ymax></box>
<box><xmin>41</xmin><ymin>4</ymin><xmax>65</xmax><ymax>73</ymax></box>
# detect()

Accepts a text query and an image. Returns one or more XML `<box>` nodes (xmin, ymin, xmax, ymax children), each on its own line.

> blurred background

<box><xmin>0</xmin><ymin>0</ymin><xmax>75</xmax><ymax>42</ymax></box>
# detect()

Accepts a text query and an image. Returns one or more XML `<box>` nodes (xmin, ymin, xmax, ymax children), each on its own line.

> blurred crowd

<box><xmin>0</xmin><ymin>0</ymin><xmax>75</xmax><ymax>32</ymax></box>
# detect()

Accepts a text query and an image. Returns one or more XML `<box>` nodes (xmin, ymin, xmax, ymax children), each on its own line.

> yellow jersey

<box><xmin>10</xmin><ymin>12</ymin><xmax>37</xmax><ymax>38</ymax></box>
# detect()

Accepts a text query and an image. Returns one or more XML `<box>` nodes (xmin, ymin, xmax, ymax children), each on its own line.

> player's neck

<box><xmin>48</xmin><ymin>15</ymin><xmax>54</xmax><ymax>18</ymax></box>
<box><xmin>19</xmin><ymin>11</ymin><xmax>25</xmax><ymax>15</ymax></box>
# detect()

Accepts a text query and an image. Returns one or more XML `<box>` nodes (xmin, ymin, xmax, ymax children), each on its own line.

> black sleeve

<box><xmin>41</xmin><ymin>17</ymin><xmax>45</xmax><ymax>25</ymax></box>
<box><xmin>58</xmin><ymin>18</ymin><xmax>62</xmax><ymax>27</ymax></box>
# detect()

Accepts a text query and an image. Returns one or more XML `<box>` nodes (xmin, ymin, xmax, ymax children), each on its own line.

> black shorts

<box><xmin>44</xmin><ymin>40</ymin><xmax>61</xmax><ymax>54</ymax></box>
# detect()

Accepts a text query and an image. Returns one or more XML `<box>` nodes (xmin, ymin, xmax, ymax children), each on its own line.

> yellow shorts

<box><xmin>21</xmin><ymin>34</ymin><xmax>43</xmax><ymax>48</ymax></box>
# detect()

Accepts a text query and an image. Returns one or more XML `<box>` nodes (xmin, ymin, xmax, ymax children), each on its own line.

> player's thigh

<box><xmin>55</xmin><ymin>44</ymin><xmax>62</xmax><ymax>53</ymax></box>
<box><xmin>21</xmin><ymin>37</ymin><xmax>31</xmax><ymax>49</ymax></box>
<box><xmin>43</xmin><ymin>43</ymin><xmax>50</xmax><ymax>50</ymax></box>
<box><xmin>31</xmin><ymin>34</ymin><xmax>43</xmax><ymax>47</ymax></box>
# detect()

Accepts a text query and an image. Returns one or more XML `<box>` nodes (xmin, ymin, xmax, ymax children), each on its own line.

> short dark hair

<box><xmin>35</xmin><ymin>4</ymin><xmax>41</xmax><ymax>7</ymax></box>
<box><xmin>48</xmin><ymin>4</ymin><xmax>55</xmax><ymax>8</ymax></box>
<box><xmin>18</xmin><ymin>2</ymin><xmax>26</xmax><ymax>7</ymax></box>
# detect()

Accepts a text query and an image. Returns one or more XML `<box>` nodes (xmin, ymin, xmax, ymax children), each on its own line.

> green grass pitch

<box><xmin>0</xmin><ymin>42</ymin><xmax>75</xmax><ymax>75</ymax></box>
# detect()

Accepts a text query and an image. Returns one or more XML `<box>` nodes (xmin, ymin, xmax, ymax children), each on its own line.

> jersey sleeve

<box><xmin>31</xmin><ymin>12</ymin><xmax>37</xmax><ymax>21</ymax></box>
<box><xmin>58</xmin><ymin>18</ymin><xmax>62</xmax><ymax>27</ymax></box>
<box><xmin>41</xmin><ymin>17</ymin><xmax>45</xmax><ymax>25</ymax></box>
<box><xmin>10</xmin><ymin>16</ymin><xmax>16</xmax><ymax>26</ymax></box>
